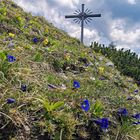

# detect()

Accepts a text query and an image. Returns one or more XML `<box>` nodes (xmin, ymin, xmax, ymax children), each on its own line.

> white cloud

<box><xmin>110</xmin><ymin>19</ymin><xmax>140</xmax><ymax>44</ymax></box>
<box><xmin>69</xmin><ymin>27</ymin><xmax>100</xmax><ymax>45</ymax></box>
<box><xmin>127</xmin><ymin>0</ymin><xmax>136</xmax><ymax>4</ymax></box>
<box><xmin>51</xmin><ymin>0</ymin><xmax>79</xmax><ymax>8</ymax></box>
<box><xmin>13</xmin><ymin>0</ymin><xmax>140</xmax><ymax>54</ymax></box>
<box><xmin>116</xmin><ymin>44</ymin><xmax>131</xmax><ymax>50</ymax></box>
<box><xmin>13</xmin><ymin>0</ymin><xmax>101</xmax><ymax>46</ymax></box>
<box><xmin>108</xmin><ymin>18</ymin><xmax>140</xmax><ymax>55</ymax></box>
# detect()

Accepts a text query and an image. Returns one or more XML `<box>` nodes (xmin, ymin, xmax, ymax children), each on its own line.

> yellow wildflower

<box><xmin>9</xmin><ymin>109</ymin><xmax>16</xmax><ymax>114</ymax></box>
<box><xmin>64</xmin><ymin>53</ymin><xmax>70</xmax><ymax>61</ymax></box>
<box><xmin>9</xmin><ymin>33</ymin><xmax>15</xmax><ymax>38</ymax></box>
<box><xmin>45</xmin><ymin>28</ymin><xmax>49</xmax><ymax>33</ymax></box>
<box><xmin>43</xmin><ymin>38</ymin><xmax>49</xmax><ymax>46</ymax></box>
<box><xmin>98</xmin><ymin>67</ymin><xmax>104</xmax><ymax>75</ymax></box>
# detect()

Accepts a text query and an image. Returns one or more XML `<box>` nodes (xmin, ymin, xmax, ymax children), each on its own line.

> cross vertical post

<box><xmin>81</xmin><ymin>4</ymin><xmax>84</xmax><ymax>43</ymax></box>
<box><xmin>65</xmin><ymin>4</ymin><xmax>101</xmax><ymax>44</ymax></box>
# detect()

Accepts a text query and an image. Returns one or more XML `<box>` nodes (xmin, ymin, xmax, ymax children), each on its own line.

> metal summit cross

<box><xmin>65</xmin><ymin>4</ymin><xmax>101</xmax><ymax>44</ymax></box>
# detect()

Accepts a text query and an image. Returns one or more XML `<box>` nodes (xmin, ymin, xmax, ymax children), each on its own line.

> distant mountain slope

<box><xmin>0</xmin><ymin>0</ymin><xmax>140</xmax><ymax>140</ymax></box>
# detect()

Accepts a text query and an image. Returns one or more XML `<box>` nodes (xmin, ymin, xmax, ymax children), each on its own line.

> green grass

<box><xmin>0</xmin><ymin>0</ymin><xmax>140</xmax><ymax>139</ymax></box>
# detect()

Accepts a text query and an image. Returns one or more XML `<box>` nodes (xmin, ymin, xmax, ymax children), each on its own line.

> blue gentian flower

<box><xmin>21</xmin><ymin>84</ymin><xmax>27</xmax><ymax>92</ymax></box>
<box><xmin>73</xmin><ymin>80</ymin><xmax>80</xmax><ymax>88</ymax></box>
<box><xmin>117</xmin><ymin>108</ymin><xmax>128</xmax><ymax>116</ymax></box>
<box><xmin>7</xmin><ymin>55</ymin><xmax>16</xmax><ymax>62</ymax></box>
<box><xmin>134</xmin><ymin>90</ymin><xmax>138</xmax><ymax>93</ymax></box>
<box><xmin>132</xmin><ymin>122</ymin><xmax>140</xmax><ymax>125</ymax></box>
<box><xmin>6</xmin><ymin>98</ymin><xmax>15</xmax><ymax>104</ymax></box>
<box><xmin>132</xmin><ymin>113</ymin><xmax>140</xmax><ymax>120</ymax></box>
<box><xmin>81</xmin><ymin>99</ymin><xmax>90</xmax><ymax>111</ymax></box>
<box><xmin>33</xmin><ymin>37</ymin><xmax>38</xmax><ymax>43</ymax></box>
<box><xmin>94</xmin><ymin>118</ymin><xmax>109</xmax><ymax>130</ymax></box>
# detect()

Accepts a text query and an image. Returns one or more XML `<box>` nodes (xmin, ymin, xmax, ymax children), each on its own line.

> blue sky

<box><xmin>14</xmin><ymin>0</ymin><xmax>140</xmax><ymax>55</ymax></box>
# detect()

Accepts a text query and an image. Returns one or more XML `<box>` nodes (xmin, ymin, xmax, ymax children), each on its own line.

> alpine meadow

<box><xmin>0</xmin><ymin>0</ymin><xmax>140</xmax><ymax>140</ymax></box>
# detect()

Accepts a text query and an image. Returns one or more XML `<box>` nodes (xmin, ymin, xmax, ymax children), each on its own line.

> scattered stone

<box><xmin>106</xmin><ymin>62</ymin><xmax>114</xmax><ymax>67</ymax></box>
<box><xmin>48</xmin><ymin>84</ymin><xmax>57</xmax><ymax>89</ymax></box>
<box><xmin>7</xmin><ymin>41</ymin><xmax>15</xmax><ymax>48</ymax></box>
<box><xmin>60</xmin><ymin>84</ymin><xmax>67</xmax><ymax>90</ymax></box>
<box><xmin>135</xmin><ymin>95</ymin><xmax>140</xmax><ymax>101</ymax></box>
<box><xmin>48</xmin><ymin>83</ymin><xmax>67</xmax><ymax>90</ymax></box>
<box><xmin>59</xmin><ymin>73</ymin><xmax>68</xmax><ymax>79</ymax></box>
<box><xmin>88</xmin><ymin>61</ymin><xmax>93</xmax><ymax>66</ymax></box>
<box><xmin>99</xmin><ymin>56</ymin><xmax>104</xmax><ymax>61</ymax></box>
<box><xmin>90</xmin><ymin>77</ymin><xmax>96</xmax><ymax>81</ymax></box>
<box><xmin>95</xmin><ymin>62</ymin><xmax>99</xmax><ymax>66</ymax></box>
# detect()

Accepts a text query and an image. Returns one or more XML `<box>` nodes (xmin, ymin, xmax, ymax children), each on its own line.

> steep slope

<box><xmin>0</xmin><ymin>0</ymin><xmax>140</xmax><ymax>140</ymax></box>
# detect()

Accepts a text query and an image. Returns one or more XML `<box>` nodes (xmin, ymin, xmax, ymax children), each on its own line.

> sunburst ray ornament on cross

<box><xmin>65</xmin><ymin>4</ymin><xmax>101</xmax><ymax>44</ymax></box>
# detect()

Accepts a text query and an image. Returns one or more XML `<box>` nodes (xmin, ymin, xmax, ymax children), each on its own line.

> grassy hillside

<box><xmin>0</xmin><ymin>0</ymin><xmax>140</xmax><ymax>139</ymax></box>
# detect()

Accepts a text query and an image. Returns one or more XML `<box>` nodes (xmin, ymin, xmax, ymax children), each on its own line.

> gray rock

<box><xmin>106</xmin><ymin>62</ymin><xmax>114</xmax><ymax>67</ymax></box>
<box><xmin>7</xmin><ymin>41</ymin><xmax>15</xmax><ymax>48</ymax></box>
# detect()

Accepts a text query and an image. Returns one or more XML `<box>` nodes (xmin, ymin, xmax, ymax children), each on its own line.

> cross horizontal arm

<box><xmin>65</xmin><ymin>14</ymin><xmax>101</xmax><ymax>19</ymax></box>
<box><xmin>65</xmin><ymin>15</ymin><xmax>79</xmax><ymax>18</ymax></box>
<box><xmin>85</xmin><ymin>14</ymin><xmax>101</xmax><ymax>18</ymax></box>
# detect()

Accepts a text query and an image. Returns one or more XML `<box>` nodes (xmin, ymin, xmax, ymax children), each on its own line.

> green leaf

<box><xmin>33</xmin><ymin>52</ymin><xmax>42</xmax><ymax>62</ymax></box>
<box><xmin>36</xmin><ymin>98</ymin><xmax>64</xmax><ymax>112</ymax></box>
<box><xmin>0</xmin><ymin>51</ymin><xmax>6</xmax><ymax>61</ymax></box>
<box><xmin>43</xmin><ymin>100</ymin><xmax>51</xmax><ymax>112</ymax></box>
<box><xmin>36</xmin><ymin>98</ymin><xmax>51</xmax><ymax>112</ymax></box>
<box><xmin>93</xmin><ymin>100</ymin><xmax>104</xmax><ymax>117</ymax></box>
<box><xmin>50</xmin><ymin>101</ymin><xmax>64</xmax><ymax>111</ymax></box>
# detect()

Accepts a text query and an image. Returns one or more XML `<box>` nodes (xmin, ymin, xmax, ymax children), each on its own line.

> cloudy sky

<box><xmin>13</xmin><ymin>0</ymin><xmax>140</xmax><ymax>54</ymax></box>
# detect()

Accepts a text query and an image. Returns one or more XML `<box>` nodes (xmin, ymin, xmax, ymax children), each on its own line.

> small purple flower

<box><xmin>21</xmin><ymin>84</ymin><xmax>27</xmax><ymax>92</ymax></box>
<box><xmin>127</xmin><ymin>96</ymin><xmax>133</xmax><ymax>100</ymax></box>
<box><xmin>94</xmin><ymin>118</ymin><xmax>109</xmax><ymax>130</ymax></box>
<box><xmin>6</xmin><ymin>98</ymin><xmax>15</xmax><ymax>104</ymax></box>
<box><xmin>7</xmin><ymin>55</ymin><xmax>16</xmax><ymax>62</ymax></box>
<box><xmin>99</xmin><ymin>77</ymin><xmax>105</xmax><ymax>80</ymax></box>
<box><xmin>132</xmin><ymin>113</ymin><xmax>140</xmax><ymax>120</ymax></box>
<box><xmin>85</xmin><ymin>63</ymin><xmax>89</xmax><ymax>67</ymax></box>
<box><xmin>117</xmin><ymin>108</ymin><xmax>128</xmax><ymax>116</ymax></box>
<box><xmin>81</xmin><ymin>99</ymin><xmax>90</xmax><ymax>111</ymax></box>
<box><xmin>73</xmin><ymin>80</ymin><xmax>80</xmax><ymax>88</ymax></box>
<box><xmin>33</xmin><ymin>37</ymin><xmax>39</xmax><ymax>43</ymax></box>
